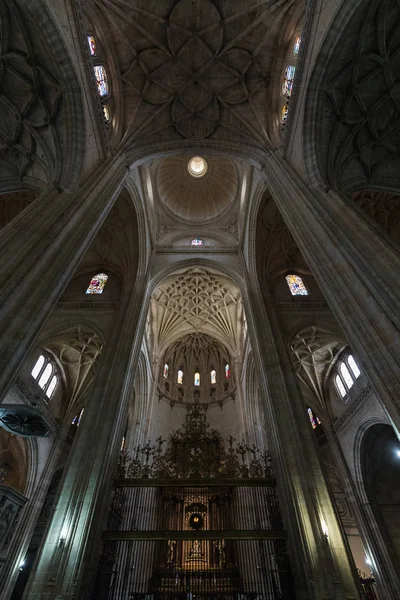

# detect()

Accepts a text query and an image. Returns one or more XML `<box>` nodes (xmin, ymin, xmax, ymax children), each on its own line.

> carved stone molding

<box><xmin>276</xmin><ymin>301</ymin><xmax>330</xmax><ymax>311</ymax></box>
<box><xmin>334</xmin><ymin>383</ymin><xmax>373</xmax><ymax>432</ymax></box>
<box><xmin>56</xmin><ymin>302</ymin><xmax>117</xmax><ymax>310</ymax></box>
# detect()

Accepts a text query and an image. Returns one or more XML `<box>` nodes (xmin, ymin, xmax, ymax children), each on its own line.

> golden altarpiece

<box><xmin>95</xmin><ymin>405</ymin><xmax>293</xmax><ymax>599</ymax></box>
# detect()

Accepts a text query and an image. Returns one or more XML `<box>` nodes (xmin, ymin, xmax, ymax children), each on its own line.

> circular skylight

<box><xmin>188</xmin><ymin>156</ymin><xmax>207</xmax><ymax>178</ymax></box>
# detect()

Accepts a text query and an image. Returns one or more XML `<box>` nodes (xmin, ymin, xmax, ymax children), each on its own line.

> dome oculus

<box><xmin>188</xmin><ymin>156</ymin><xmax>207</xmax><ymax>178</ymax></box>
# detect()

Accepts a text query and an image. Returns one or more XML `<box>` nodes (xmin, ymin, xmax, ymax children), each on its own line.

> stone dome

<box><xmin>156</xmin><ymin>155</ymin><xmax>238</xmax><ymax>222</ymax></box>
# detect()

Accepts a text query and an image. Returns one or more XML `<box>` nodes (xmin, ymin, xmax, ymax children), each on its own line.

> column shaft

<box><xmin>0</xmin><ymin>155</ymin><xmax>127</xmax><ymax>401</ymax></box>
<box><xmin>24</xmin><ymin>272</ymin><xmax>150</xmax><ymax>599</ymax></box>
<box><xmin>263</xmin><ymin>152</ymin><xmax>400</xmax><ymax>429</ymax></box>
<box><xmin>243</xmin><ymin>277</ymin><xmax>361</xmax><ymax>599</ymax></box>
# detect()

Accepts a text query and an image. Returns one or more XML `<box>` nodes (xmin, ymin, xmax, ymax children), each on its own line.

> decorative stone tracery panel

<box><xmin>312</xmin><ymin>0</ymin><xmax>400</xmax><ymax>193</ymax></box>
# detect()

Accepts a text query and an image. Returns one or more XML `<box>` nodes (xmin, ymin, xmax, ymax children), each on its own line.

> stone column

<box><xmin>262</xmin><ymin>151</ymin><xmax>400</xmax><ymax>432</ymax></box>
<box><xmin>242</xmin><ymin>278</ymin><xmax>361</xmax><ymax>599</ymax></box>
<box><xmin>0</xmin><ymin>155</ymin><xmax>127</xmax><ymax>403</ymax></box>
<box><xmin>323</xmin><ymin>422</ymin><xmax>400</xmax><ymax>599</ymax></box>
<box><xmin>23</xmin><ymin>271</ymin><xmax>150</xmax><ymax>599</ymax></box>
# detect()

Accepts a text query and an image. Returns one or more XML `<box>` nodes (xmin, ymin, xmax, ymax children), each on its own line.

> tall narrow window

<box><xmin>225</xmin><ymin>364</ymin><xmax>230</xmax><ymax>378</ymax></box>
<box><xmin>191</xmin><ymin>239</ymin><xmax>204</xmax><ymax>246</ymax></box>
<box><xmin>211</xmin><ymin>370</ymin><xmax>216</xmax><ymax>384</ymax></box>
<box><xmin>348</xmin><ymin>355</ymin><xmax>361</xmax><ymax>379</ymax></box>
<box><xmin>38</xmin><ymin>363</ymin><xmax>53</xmax><ymax>389</ymax></box>
<box><xmin>87</xmin><ymin>35</ymin><xmax>96</xmax><ymax>56</ymax></box>
<box><xmin>293</xmin><ymin>36</ymin><xmax>301</xmax><ymax>56</ymax></box>
<box><xmin>93</xmin><ymin>65</ymin><xmax>109</xmax><ymax>97</ymax></box>
<box><xmin>86</xmin><ymin>273</ymin><xmax>108</xmax><ymax>294</ymax></box>
<box><xmin>194</xmin><ymin>372</ymin><xmax>200</xmax><ymax>386</ymax></box>
<box><xmin>72</xmin><ymin>408</ymin><xmax>84</xmax><ymax>426</ymax></box>
<box><xmin>286</xmin><ymin>274</ymin><xmax>308</xmax><ymax>296</ymax></box>
<box><xmin>308</xmin><ymin>408</ymin><xmax>321</xmax><ymax>429</ymax></box>
<box><xmin>282</xmin><ymin>65</ymin><xmax>296</xmax><ymax>97</ymax></box>
<box><xmin>177</xmin><ymin>370</ymin><xmax>183</xmax><ymax>385</ymax></box>
<box><xmin>336</xmin><ymin>375</ymin><xmax>346</xmax><ymax>398</ymax></box>
<box><xmin>163</xmin><ymin>364</ymin><xmax>169</xmax><ymax>378</ymax></box>
<box><xmin>46</xmin><ymin>375</ymin><xmax>58</xmax><ymax>399</ymax></box>
<box><xmin>340</xmin><ymin>363</ymin><xmax>354</xmax><ymax>389</ymax></box>
<box><xmin>31</xmin><ymin>355</ymin><xmax>45</xmax><ymax>379</ymax></box>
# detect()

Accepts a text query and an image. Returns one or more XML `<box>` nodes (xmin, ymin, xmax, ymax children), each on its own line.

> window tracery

<box><xmin>31</xmin><ymin>353</ymin><xmax>59</xmax><ymax>399</ymax></box>
<box><xmin>334</xmin><ymin>353</ymin><xmax>362</xmax><ymax>401</ymax></box>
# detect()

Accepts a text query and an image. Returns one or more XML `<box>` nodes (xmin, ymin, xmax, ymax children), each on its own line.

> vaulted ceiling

<box><xmin>87</xmin><ymin>0</ymin><xmax>296</xmax><ymax>153</ymax></box>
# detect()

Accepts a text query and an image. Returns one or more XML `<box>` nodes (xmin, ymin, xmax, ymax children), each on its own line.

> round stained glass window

<box><xmin>188</xmin><ymin>156</ymin><xmax>207</xmax><ymax>178</ymax></box>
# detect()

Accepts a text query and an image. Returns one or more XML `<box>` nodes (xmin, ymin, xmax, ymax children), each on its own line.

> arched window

<box><xmin>281</xmin><ymin>105</ymin><xmax>288</xmax><ymax>123</ymax></box>
<box><xmin>335</xmin><ymin>375</ymin><xmax>346</xmax><ymax>398</ymax></box>
<box><xmin>31</xmin><ymin>352</ymin><xmax>59</xmax><ymax>399</ymax></box>
<box><xmin>286</xmin><ymin>274</ymin><xmax>308</xmax><ymax>295</ymax></box>
<box><xmin>72</xmin><ymin>408</ymin><xmax>84</xmax><ymax>426</ymax></box>
<box><xmin>348</xmin><ymin>355</ymin><xmax>361</xmax><ymax>378</ymax></box>
<box><xmin>38</xmin><ymin>363</ymin><xmax>53</xmax><ymax>389</ymax></box>
<box><xmin>31</xmin><ymin>355</ymin><xmax>45</xmax><ymax>379</ymax></box>
<box><xmin>93</xmin><ymin>65</ymin><xmax>109</xmax><ymax>97</ymax></box>
<box><xmin>86</xmin><ymin>273</ymin><xmax>108</xmax><ymax>294</ymax></box>
<box><xmin>163</xmin><ymin>364</ymin><xmax>169</xmax><ymax>378</ymax></box>
<box><xmin>293</xmin><ymin>36</ymin><xmax>301</xmax><ymax>56</ymax></box>
<box><xmin>340</xmin><ymin>363</ymin><xmax>354</xmax><ymax>389</ymax></box>
<box><xmin>191</xmin><ymin>239</ymin><xmax>204</xmax><ymax>246</ymax></box>
<box><xmin>211</xmin><ymin>370</ymin><xmax>216</xmax><ymax>384</ymax></box>
<box><xmin>46</xmin><ymin>375</ymin><xmax>58</xmax><ymax>399</ymax></box>
<box><xmin>103</xmin><ymin>104</ymin><xmax>111</xmax><ymax>123</ymax></box>
<box><xmin>225</xmin><ymin>364</ymin><xmax>230</xmax><ymax>378</ymax></box>
<box><xmin>87</xmin><ymin>35</ymin><xmax>96</xmax><ymax>56</ymax></box>
<box><xmin>282</xmin><ymin>65</ymin><xmax>295</xmax><ymax>97</ymax></box>
<box><xmin>177</xmin><ymin>369</ymin><xmax>183</xmax><ymax>385</ymax></box>
<box><xmin>308</xmin><ymin>408</ymin><xmax>321</xmax><ymax>429</ymax></box>
<box><xmin>194</xmin><ymin>372</ymin><xmax>200</xmax><ymax>386</ymax></box>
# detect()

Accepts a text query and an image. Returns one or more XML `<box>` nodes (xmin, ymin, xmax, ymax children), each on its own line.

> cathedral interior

<box><xmin>1</xmin><ymin>0</ymin><xmax>400</xmax><ymax>599</ymax></box>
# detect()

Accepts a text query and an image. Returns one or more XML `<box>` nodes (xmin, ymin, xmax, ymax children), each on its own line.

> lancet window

<box><xmin>210</xmin><ymin>370</ymin><xmax>216</xmax><ymax>384</ymax></box>
<box><xmin>177</xmin><ymin>370</ymin><xmax>183</xmax><ymax>385</ymax></box>
<box><xmin>225</xmin><ymin>364</ymin><xmax>230</xmax><ymax>378</ymax></box>
<box><xmin>31</xmin><ymin>353</ymin><xmax>59</xmax><ymax>399</ymax></box>
<box><xmin>87</xmin><ymin>34</ymin><xmax>111</xmax><ymax>123</ymax></box>
<box><xmin>334</xmin><ymin>353</ymin><xmax>362</xmax><ymax>400</ymax></box>
<box><xmin>163</xmin><ymin>364</ymin><xmax>169</xmax><ymax>378</ymax></box>
<box><xmin>308</xmin><ymin>408</ymin><xmax>321</xmax><ymax>429</ymax></box>
<box><xmin>194</xmin><ymin>372</ymin><xmax>200</xmax><ymax>386</ymax></box>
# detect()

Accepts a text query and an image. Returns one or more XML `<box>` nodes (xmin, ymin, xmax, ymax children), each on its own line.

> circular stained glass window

<box><xmin>188</xmin><ymin>156</ymin><xmax>207</xmax><ymax>178</ymax></box>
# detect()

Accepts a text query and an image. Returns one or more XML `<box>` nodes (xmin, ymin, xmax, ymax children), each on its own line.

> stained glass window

<box><xmin>340</xmin><ymin>363</ymin><xmax>354</xmax><ymax>389</ymax></box>
<box><xmin>282</xmin><ymin>65</ymin><xmax>296</xmax><ymax>97</ymax></box>
<box><xmin>194</xmin><ymin>372</ymin><xmax>200</xmax><ymax>386</ymax></box>
<box><xmin>348</xmin><ymin>355</ymin><xmax>360</xmax><ymax>378</ymax></box>
<box><xmin>163</xmin><ymin>364</ymin><xmax>169</xmax><ymax>378</ymax></box>
<box><xmin>86</xmin><ymin>273</ymin><xmax>108</xmax><ymax>295</ymax></box>
<box><xmin>281</xmin><ymin>105</ymin><xmax>288</xmax><ymax>122</ymax></box>
<box><xmin>336</xmin><ymin>375</ymin><xmax>346</xmax><ymax>398</ymax></box>
<box><xmin>31</xmin><ymin>355</ymin><xmax>45</xmax><ymax>379</ymax></box>
<box><xmin>38</xmin><ymin>363</ymin><xmax>52</xmax><ymax>389</ymax></box>
<box><xmin>177</xmin><ymin>370</ymin><xmax>183</xmax><ymax>385</ymax></box>
<box><xmin>72</xmin><ymin>408</ymin><xmax>84</xmax><ymax>426</ymax></box>
<box><xmin>211</xmin><ymin>370</ymin><xmax>216</xmax><ymax>384</ymax></box>
<box><xmin>94</xmin><ymin>65</ymin><xmax>109</xmax><ymax>97</ymax></box>
<box><xmin>191</xmin><ymin>239</ymin><xmax>204</xmax><ymax>246</ymax></box>
<box><xmin>87</xmin><ymin>35</ymin><xmax>96</xmax><ymax>56</ymax></box>
<box><xmin>308</xmin><ymin>408</ymin><xmax>317</xmax><ymax>429</ymax></box>
<box><xmin>103</xmin><ymin>104</ymin><xmax>111</xmax><ymax>123</ymax></box>
<box><xmin>293</xmin><ymin>36</ymin><xmax>301</xmax><ymax>56</ymax></box>
<box><xmin>46</xmin><ymin>375</ymin><xmax>58</xmax><ymax>399</ymax></box>
<box><xmin>286</xmin><ymin>274</ymin><xmax>308</xmax><ymax>295</ymax></box>
<box><xmin>225</xmin><ymin>364</ymin><xmax>230</xmax><ymax>378</ymax></box>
